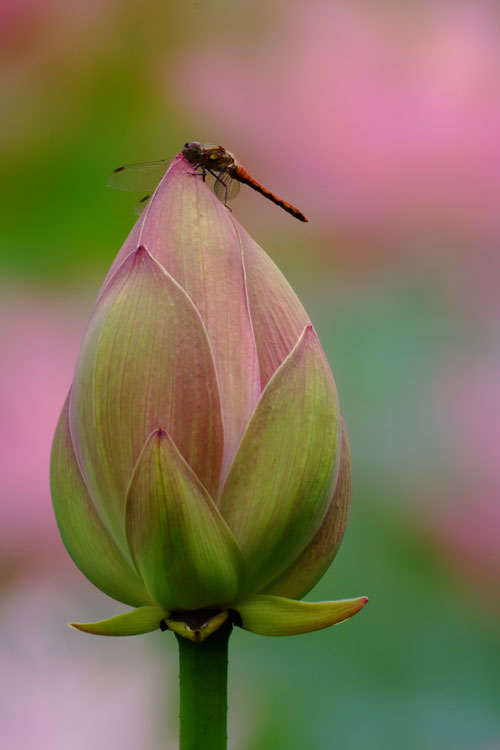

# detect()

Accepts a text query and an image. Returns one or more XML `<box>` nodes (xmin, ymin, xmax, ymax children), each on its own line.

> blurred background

<box><xmin>1</xmin><ymin>0</ymin><xmax>499</xmax><ymax>747</ymax></box>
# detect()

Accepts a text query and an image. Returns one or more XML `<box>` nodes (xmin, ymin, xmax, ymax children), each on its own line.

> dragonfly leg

<box><xmin>186</xmin><ymin>170</ymin><xmax>205</xmax><ymax>180</ymax></box>
<box><xmin>184</xmin><ymin>161</ymin><xmax>206</xmax><ymax>180</ymax></box>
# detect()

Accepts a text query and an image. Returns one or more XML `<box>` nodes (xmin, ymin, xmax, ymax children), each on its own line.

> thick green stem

<box><xmin>176</xmin><ymin>621</ymin><xmax>232</xmax><ymax>750</ymax></box>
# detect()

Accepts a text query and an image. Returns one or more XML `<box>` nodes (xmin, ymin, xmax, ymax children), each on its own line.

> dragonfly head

<box><xmin>182</xmin><ymin>141</ymin><xmax>203</xmax><ymax>165</ymax></box>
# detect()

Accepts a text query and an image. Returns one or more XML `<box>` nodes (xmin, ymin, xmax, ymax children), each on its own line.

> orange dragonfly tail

<box><xmin>234</xmin><ymin>166</ymin><xmax>309</xmax><ymax>222</ymax></box>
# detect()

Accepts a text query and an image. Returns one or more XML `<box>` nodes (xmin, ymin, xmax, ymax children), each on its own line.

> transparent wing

<box><xmin>133</xmin><ymin>195</ymin><xmax>151</xmax><ymax>216</ymax></box>
<box><xmin>107</xmin><ymin>160</ymin><xmax>169</xmax><ymax>193</ymax></box>
<box><xmin>204</xmin><ymin>170</ymin><xmax>240</xmax><ymax>203</ymax></box>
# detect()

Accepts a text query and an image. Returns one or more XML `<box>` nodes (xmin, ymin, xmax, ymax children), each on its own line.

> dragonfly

<box><xmin>107</xmin><ymin>141</ymin><xmax>309</xmax><ymax>222</ymax></box>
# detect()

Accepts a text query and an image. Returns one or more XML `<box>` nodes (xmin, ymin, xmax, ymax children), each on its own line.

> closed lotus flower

<box><xmin>50</xmin><ymin>153</ymin><xmax>367</xmax><ymax>642</ymax></box>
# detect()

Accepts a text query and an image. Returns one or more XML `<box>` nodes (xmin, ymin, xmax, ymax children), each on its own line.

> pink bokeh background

<box><xmin>0</xmin><ymin>289</ymin><xmax>82</xmax><ymax>571</ymax></box>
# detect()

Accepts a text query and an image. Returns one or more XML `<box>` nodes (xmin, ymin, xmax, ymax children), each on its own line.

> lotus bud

<box><xmin>50</xmin><ymin>154</ymin><xmax>367</xmax><ymax>642</ymax></box>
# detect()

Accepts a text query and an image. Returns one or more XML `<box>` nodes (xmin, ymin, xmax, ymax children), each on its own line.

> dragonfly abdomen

<box><xmin>234</xmin><ymin>166</ymin><xmax>308</xmax><ymax>222</ymax></box>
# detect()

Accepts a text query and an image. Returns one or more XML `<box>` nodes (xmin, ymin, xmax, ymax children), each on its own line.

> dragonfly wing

<box><xmin>133</xmin><ymin>195</ymin><xmax>151</xmax><ymax>216</ymax></box>
<box><xmin>205</xmin><ymin>170</ymin><xmax>240</xmax><ymax>202</ymax></box>
<box><xmin>224</xmin><ymin>175</ymin><xmax>240</xmax><ymax>200</ymax></box>
<box><xmin>107</xmin><ymin>160</ymin><xmax>169</xmax><ymax>193</ymax></box>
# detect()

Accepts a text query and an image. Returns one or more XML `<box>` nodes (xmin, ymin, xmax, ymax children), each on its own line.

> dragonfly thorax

<box><xmin>182</xmin><ymin>142</ymin><xmax>236</xmax><ymax>172</ymax></box>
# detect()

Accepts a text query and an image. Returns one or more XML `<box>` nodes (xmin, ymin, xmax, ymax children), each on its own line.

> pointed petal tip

<box><xmin>145</xmin><ymin>427</ymin><xmax>170</xmax><ymax>451</ymax></box>
<box><xmin>303</xmin><ymin>323</ymin><xmax>321</xmax><ymax>344</ymax></box>
<box><xmin>68</xmin><ymin>621</ymin><xmax>98</xmax><ymax>634</ymax></box>
<box><xmin>297</xmin><ymin>323</ymin><xmax>313</xmax><ymax>342</ymax></box>
<box><xmin>346</xmin><ymin>595</ymin><xmax>369</xmax><ymax>616</ymax></box>
<box><xmin>161</xmin><ymin>152</ymin><xmax>196</xmax><ymax>181</ymax></box>
<box><xmin>145</xmin><ymin>427</ymin><xmax>168</xmax><ymax>443</ymax></box>
<box><xmin>143</xmin><ymin>427</ymin><xmax>180</xmax><ymax>453</ymax></box>
<box><xmin>104</xmin><ymin>243</ymin><xmax>159</xmax><ymax>288</ymax></box>
<box><xmin>130</xmin><ymin>244</ymin><xmax>154</xmax><ymax>266</ymax></box>
<box><xmin>294</xmin><ymin>324</ymin><xmax>322</xmax><ymax>353</ymax></box>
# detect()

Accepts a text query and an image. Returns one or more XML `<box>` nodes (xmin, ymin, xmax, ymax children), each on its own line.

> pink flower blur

<box><xmin>0</xmin><ymin>288</ymin><xmax>85</xmax><ymax>571</ymax></box>
<box><xmin>174</xmin><ymin>0</ymin><xmax>500</xmax><ymax>246</ymax></box>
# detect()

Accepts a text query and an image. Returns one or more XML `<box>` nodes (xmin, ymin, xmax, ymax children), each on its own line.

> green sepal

<box><xmin>70</xmin><ymin>605</ymin><xmax>167</xmax><ymax>636</ymax></box>
<box><xmin>125</xmin><ymin>428</ymin><xmax>245</xmax><ymax>611</ymax></box>
<box><xmin>233</xmin><ymin>594</ymin><xmax>369</xmax><ymax>636</ymax></box>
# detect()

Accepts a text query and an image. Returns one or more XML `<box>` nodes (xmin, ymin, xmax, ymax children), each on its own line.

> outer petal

<box><xmin>233</xmin><ymin>594</ymin><xmax>369</xmax><ymax>636</ymax></box>
<box><xmin>70</xmin><ymin>246</ymin><xmax>223</xmax><ymax>544</ymax></box>
<box><xmin>107</xmin><ymin>156</ymin><xmax>261</xmax><ymax>477</ymax></box>
<box><xmin>237</xmin><ymin>222</ymin><xmax>311</xmax><ymax>388</ymax></box>
<box><xmin>262</xmin><ymin>418</ymin><xmax>351</xmax><ymax>599</ymax></box>
<box><xmin>50</xmin><ymin>393</ymin><xmax>150</xmax><ymax>607</ymax></box>
<box><xmin>70</xmin><ymin>606</ymin><xmax>166</xmax><ymax>636</ymax></box>
<box><xmin>125</xmin><ymin>429</ymin><xmax>245</xmax><ymax>611</ymax></box>
<box><xmin>219</xmin><ymin>326</ymin><xmax>341</xmax><ymax>594</ymax></box>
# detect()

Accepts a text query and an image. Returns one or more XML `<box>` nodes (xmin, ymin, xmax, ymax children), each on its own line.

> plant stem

<box><xmin>176</xmin><ymin>621</ymin><xmax>232</xmax><ymax>750</ymax></box>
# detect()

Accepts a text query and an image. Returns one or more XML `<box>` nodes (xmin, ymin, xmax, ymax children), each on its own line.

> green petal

<box><xmin>125</xmin><ymin>428</ymin><xmax>245</xmax><ymax>611</ymax></box>
<box><xmin>219</xmin><ymin>326</ymin><xmax>341</xmax><ymax>594</ymax></box>
<box><xmin>70</xmin><ymin>245</ymin><xmax>223</xmax><ymax>544</ymax></box>
<box><xmin>263</xmin><ymin>418</ymin><xmax>352</xmax><ymax>599</ymax></box>
<box><xmin>70</xmin><ymin>606</ymin><xmax>167</xmax><ymax>636</ymax></box>
<box><xmin>50</xmin><ymin>394</ymin><xmax>151</xmax><ymax>607</ymax></box>
<box><xmin>234</xmin><ymin>594</ymin><xmax>368</xmax><ymax>636</ymax></box>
